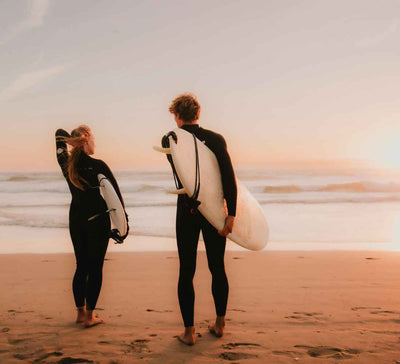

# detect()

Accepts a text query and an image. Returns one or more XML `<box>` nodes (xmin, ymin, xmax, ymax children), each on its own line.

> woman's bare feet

<box><xmin>177</xmin><ymin>326</ymin><xmax>195</xmax><ymax>346</ymax></box>
<box><xmin>76</xmin><ymin>306</ymin><xmax>86</xmax><ymax>323</ymax></box>
<box><xmin>84</xmin><ymin>310</ymin><xmax>104</xmax><ymax>328</ymax></box>
<box><xmin>208</xmin><ymin>316</ymin><xmax>225</xmax><ymax>337</ymax></box>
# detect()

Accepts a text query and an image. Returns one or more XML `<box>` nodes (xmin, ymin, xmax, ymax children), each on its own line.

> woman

<box><xmin>55</xmin><ymin>125</ymin><xmax>127</xmax><ymax>328</ymax></box>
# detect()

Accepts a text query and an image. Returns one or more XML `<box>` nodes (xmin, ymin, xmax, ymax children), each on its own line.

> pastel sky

<box><xmin>0</xmin><ymin>0</ymin><xmax>399</xmax><ymax>171</ymax></box>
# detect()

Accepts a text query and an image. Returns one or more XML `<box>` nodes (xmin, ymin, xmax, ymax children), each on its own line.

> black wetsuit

<box><xmin>55</xmin><ymin>129</ymin><xmax>124</xmax><ymax>310</ymax></box>
<box><xmin>167</xmin><ymin>124</ymin><xmax>237</xmax><ymax>327</ymax></box>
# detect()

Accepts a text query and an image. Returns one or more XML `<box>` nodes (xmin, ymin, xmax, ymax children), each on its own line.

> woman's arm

<box><xmin>55</xmin><ymin>129</ymin><xmax>70</xmax><ymax>178</ymax></box>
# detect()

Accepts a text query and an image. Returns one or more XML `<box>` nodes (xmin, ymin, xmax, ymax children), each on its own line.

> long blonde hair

<box><xmin>61</xmin><ymin>125</ymin><xmax>91</xmax><ymax>190</ymax></box>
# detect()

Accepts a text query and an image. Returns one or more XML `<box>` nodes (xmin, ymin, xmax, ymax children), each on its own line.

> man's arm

<box><xmin>214</xmin><ymin>134</ymin><xmax>237</xmax><ymax>217</ymax></box>
<box><xmin>213</xmin><ymin>134</ymin><xmax>237</xmax><ymax>236</ymax></box>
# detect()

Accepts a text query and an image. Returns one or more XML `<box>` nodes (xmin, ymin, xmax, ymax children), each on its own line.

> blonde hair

<box><xmin>61</xmin><ymin>125</ymin><xmax>91</xmax><ymax>190</ymax></box>
<box><xmin>169</xmin><ymin>93</ymin><xmax>201</xmax><ymax>123</ymax></box>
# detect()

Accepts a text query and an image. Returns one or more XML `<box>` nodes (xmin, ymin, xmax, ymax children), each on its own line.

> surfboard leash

<box><xmin>87</xmin><ymin>208</ymin><xmax>116</xmax><ymax>221</ymax></box>
<box><xmin>162</xmin><ymin>131</ymin><xmax>181</xmax><ymax>190</ymax></box>
<box><xmin>191</xmin><ymin>133</ymin><xmax>201</xmax><ymax>202</ymax></box>
<box><xmin>185</xmin><ymin>133</ymin><xmax>201</xmax><ymax>215</ymax></box>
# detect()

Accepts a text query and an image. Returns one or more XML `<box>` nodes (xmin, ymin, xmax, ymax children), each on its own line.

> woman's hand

<box><xmin>218</xmin><ymin>216</ymin><xmax>235</xmax><ymax>237</ymax></box>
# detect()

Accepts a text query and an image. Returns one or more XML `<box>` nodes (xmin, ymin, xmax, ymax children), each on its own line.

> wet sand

<box><xmin>1</xmin><ymin>250</ymin><xmax>400</xmax><ymax>363</ymax></box>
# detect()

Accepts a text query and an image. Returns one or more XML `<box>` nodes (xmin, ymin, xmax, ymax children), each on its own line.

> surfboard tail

<box><xmin>166</xmin><ymin>188</ymin><xmax>186</xmax><ymax>195</ymax></box>
<box><xmin>153</xmin><ymin>146</ymin><xmax>171</xmax><ymax>154</ymax></box>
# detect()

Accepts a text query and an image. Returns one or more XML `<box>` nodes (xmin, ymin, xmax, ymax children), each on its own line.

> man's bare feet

<box><xmin>208</xmin><ymin>316</ymin><xmax>225</xmax><ymax>337</ymax></box>
<box><xmin>76</xmin><ymin>306</ymin><xmax>86</xmax><ymax>323</ymax></box>
<box><xmin>177</xmin><ymin>326</ymin><xmax>195</xmax><ymax>346</ymax></box>
<box><xmin>84</xmin><ymin>310</ymin><xmax>104</xmax><ymax>328</ymax></box>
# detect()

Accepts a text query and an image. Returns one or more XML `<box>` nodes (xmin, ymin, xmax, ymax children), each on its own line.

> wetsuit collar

<box><xmin>181</xmin><ymin>124</ymin><xmax>200</xmax><ymax>132</ymax></box>
<box><xmin>80</xmin><ymin>150</ymin><xmax>90</xmax><ymax>159</ymax></box>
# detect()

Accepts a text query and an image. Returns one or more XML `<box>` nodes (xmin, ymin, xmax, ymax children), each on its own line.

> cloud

<box><xmin>356</xmin><ymin>21</ymin><xmax>399</xmax><ymax>47</ymax></box>
<box><xmin>0</xmin><ymin>0</ymin><xmax>50</xmax><ymax>46</ymax></box>
<box><xmin>0</xmin><ymin>64</ymin><xmax>68</xmax><ymax>101</ymax></box>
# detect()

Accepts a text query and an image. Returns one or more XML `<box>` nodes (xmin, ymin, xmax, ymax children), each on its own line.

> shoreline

<box><xmin>1</xmin><ymin>226</ymin><xmax>400</xmax><ymax>254</ymax></box>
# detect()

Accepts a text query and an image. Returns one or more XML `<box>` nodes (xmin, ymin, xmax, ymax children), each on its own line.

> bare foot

<box><xmin>76</xmin><ymin>307</ymin><xmax>86</xmax><ymax>324</ymax></box>
<box><xmin>177</xmin><ymin>326</ymin><xmax>195</xmax><ymax>346</ymax></box>
<box><xmin>84</xmin><ymin>310</ymin><xmax>104</xmax><ymax>328</ymax></box>
<box><xmin>208</xmin><ymin>316</ymin><xmax>225</xmax><ymax>337</ymax></box>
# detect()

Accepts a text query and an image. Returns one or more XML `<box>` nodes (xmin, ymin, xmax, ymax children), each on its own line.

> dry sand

<box><xmin>1</xmin><ymin>249</ymin><xmax>400</xmax><ymax>363</ymax></box>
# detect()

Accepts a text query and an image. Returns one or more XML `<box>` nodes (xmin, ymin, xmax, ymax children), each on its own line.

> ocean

<box><xmin>1</xmin><ymin>167</ymin><xmax>400</xmax><ymax>253</ymax></box>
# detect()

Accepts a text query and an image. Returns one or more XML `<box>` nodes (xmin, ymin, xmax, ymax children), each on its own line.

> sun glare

<box><xmin>371</xmin><ymin>143</ymin><xmax>400</xmax><ymax>169</ymax></box>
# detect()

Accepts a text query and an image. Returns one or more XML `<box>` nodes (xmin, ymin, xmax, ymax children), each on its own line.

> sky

<box><xmin>0</xmin><ymin>0</ymin><xmax>399</xmax><ymax>171</ymax></box>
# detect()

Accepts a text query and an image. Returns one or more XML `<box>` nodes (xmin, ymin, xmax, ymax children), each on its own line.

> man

<box><xmin>165</xmin><ymin>93</ymin><xmax>237</xmax><ymax>345</ymax></box>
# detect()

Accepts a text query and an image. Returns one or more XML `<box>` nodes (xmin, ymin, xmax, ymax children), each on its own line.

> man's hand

<box><xmin>218</xmin><ymin>216</ymin><xmax>235</xmax><ymax>237</ymax></box>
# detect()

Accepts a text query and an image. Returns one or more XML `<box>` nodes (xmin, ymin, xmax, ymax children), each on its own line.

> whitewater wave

<box><xmin>259</xmin><ymin>196</ymin><xmax>400</xmax><ymax>204</ymax></box>
<box><xmin>263</xmin><ymin>181</ymin><xmax>400</xmax><ymax>193</ymax></box>
<box><xmin>1</xmin><ymin>173</ymin><xmax>62</xmax><ymax>182</ymax></box>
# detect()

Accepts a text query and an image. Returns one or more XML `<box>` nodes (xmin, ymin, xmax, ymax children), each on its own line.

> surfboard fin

<box><xmin>153</xmin><ymin>146</ymin><xmax>171</xmax><ymax>154</ymax></box>
<box><xmin>166</xmin><ymin>188</ymin><xmax>186</xmax><ymax>195</ymax></box>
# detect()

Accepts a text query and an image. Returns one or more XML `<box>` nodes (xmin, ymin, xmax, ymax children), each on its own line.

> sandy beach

<box><xmin>1</xmin><ymin>247</ymin><xmax>400</xmax><ymax>363</ymax></box>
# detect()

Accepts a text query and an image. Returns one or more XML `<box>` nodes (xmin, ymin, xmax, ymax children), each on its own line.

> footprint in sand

<box><xmin>14</xmin><ymin>354</ymin><xmax>30</xmax><ymax>360</ymax></box>
<box><xmin>56</xmin><ymin>358</ymin><xmax>94</xmax><ymax>364</ymax></box>
<box><xmin>293</xmin><ymin>312</ymin><xmax>323</xmax><ymax>317</ymax></box>
<box><xmin>285</xmin><ymin>312</ymin><xmax>325</xmax><ymax>323</ymax></box>
<box><xmin>125</xmin><ymin>339</ymin><xmax>151</xmax><ymax>354</ymax></box>
<box><xmin>8</xmin><ymin>309</ymin><xmax>34</xmax><ymax>314</ymax></box>
<box><xmin>370</xmin><ymin>310</ymin><xmax>400</xmax><ymax>315</ymax></box>
<box><xmin>272</xmin><ymin>350</ymin><xmax>303</xmax><ymax>358</ymax></box>
<box><xmin>34</xmin><ymin>351</ymin><xmax>63</xmax><ymax>361</ymax></box>
<box><xmin>294</xmin><ymin>345</ymin><xmax>361</xmax><ymax>359</ymax></box>
<box><xmin>371</xmin><ymin>330</ymin><xmax>400</xmax><ymax>335</ymax></box>
<box><xmin>351</xmin><ymin>306</ymin><xmax>381</xmax><ymax>311</ymax></box>
<box><xmin>8</xmin><ymin>338</ymin><xmax>31</xmax><ymax>345</ymax></box>
<box><xmin>223</xmin><ymin>343</ymin><xmax>261</xmax><ymax>350</ymax></box>
<box><xmin>219</xmin><ymin>352</ymin><xmax>258</xmax><ymax>361</ymax></box>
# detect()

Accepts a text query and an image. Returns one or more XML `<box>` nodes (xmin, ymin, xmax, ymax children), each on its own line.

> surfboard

<box><xmin>154</xmin><ymin>128</ymin><xmax>269</xmax><ymax>251</ymax></box>
<box><xmin>97</xmin><ymin>173</ymin><xmax>127</xmax><ymax>238</ymax></box>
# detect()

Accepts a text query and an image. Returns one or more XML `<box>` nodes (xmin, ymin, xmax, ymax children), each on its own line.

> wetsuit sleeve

<box><xmin>100</xmin><ymin>162</ymin><xmax>125</xmax><ymax>208</ymax></box>
<box><xmin>214</xmin><ymin>135</ymin><xmax>237</xmax><ymax>217</ymax></box>
<box><xmin>55</xmin><ymin>129</ymin><xmax>70</xmax><ymax>178</ymax></box>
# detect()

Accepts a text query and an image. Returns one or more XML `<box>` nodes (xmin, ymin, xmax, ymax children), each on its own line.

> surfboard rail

<box><xmin>97</xmin><ymin>173</ymin><xmax>128</xmax><ymax>238</ymax></box>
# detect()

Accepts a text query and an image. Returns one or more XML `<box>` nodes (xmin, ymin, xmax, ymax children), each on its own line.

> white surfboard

<box><xmin>97</xmin><ymin>174</ymin><xmax>127</xmax><ymax>237</ymax></box>
<box><xmin>154</xmin><ymin>128</ymin><xmax>269</xmax><ymax>251</ymax></box>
